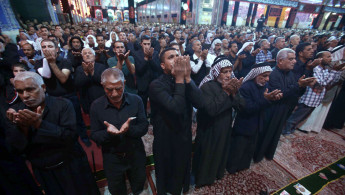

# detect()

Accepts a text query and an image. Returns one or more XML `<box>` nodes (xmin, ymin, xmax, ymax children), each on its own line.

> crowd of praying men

<box><xmin>0</xmin><ymin>20</ymin><xmax>345</xmax><ymax>195</ymax></box>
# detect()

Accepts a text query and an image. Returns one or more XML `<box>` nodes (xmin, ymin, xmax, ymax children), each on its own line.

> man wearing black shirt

<box><xmin>149</xmin><ymin>48</ymin><xmax>204</xmax><ymax>194</ymax></box>
<box><xmin>90</xmin><ymin>68</ymin><xmax>148</xmax><ymax>195</ymax></box>
<box><xmin>94</xmin><ymin>34</ymin><xmax>111</xmax><ymax>66</ymax></box>
<box><xmin>271</xmin><ymin>37</ymin><xmax>285</xmax><ymax>60</ymax></box>
<box><xmin>67</xmin><ymin>36</ymin><xmax>84</xmax><ymax>70</ymax></box>
<box><xmin>132</xmin><ymin>35</ymin><xmax>161</xmax><ymax>114</ymax></box>
<box><xmin>35</xmin><ymin>39</ymin><xmax>90</xmax><ymax>146</ymax></box>
<box><xmin>5</xmin><ymin>72</ymin><xmax>99</xmax><ymax>195</ymax></box>
<box><xmin>74</xmin><ymin>48</ymin><xmax>107</xmax><ymax>114</ymax></box>
<box><xmin>257</xmin><ymin>15</ymin><xmax>265</xmax><ymax>32</ymax></box>
<box><xmin>228</xmin><ymin>42</ymin><xmax>245</xmax><ymax>76</ymax></box>
<box><xmin>294</xmin><ymin>43</ymin><xmax>321</xmax><ymax>81</ymax></box>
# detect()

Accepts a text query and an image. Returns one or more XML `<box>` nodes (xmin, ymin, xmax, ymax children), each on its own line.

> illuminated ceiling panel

<box><xmin>298</xmin><ymin>0</ymin><xmax>323</xmax><ymax>4</ymax></box>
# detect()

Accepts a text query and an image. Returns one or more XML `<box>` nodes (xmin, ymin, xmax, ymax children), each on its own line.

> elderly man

<box><xmin>190</xmin><ymin>40</ymin><xmax>211</xmax><ymax>86</ymax></box>
<box><xmin>74</xmin><ymin>48</ymin><xmax>107</xmax><ymax>114</ymax></box>
<box><xmin>5</xmin><ymin>72</ymin><xmax>99</xmax><ymax>195</ymax></box>
<box><xmin>227</xmin><ymin>62</ymin><xmax>282</xmax><ymax>173</ymax></box>
<box><xmin>271</xmin><ymin>37</ymin><xmax>285</xmax><ymax>60</ymax></box>
<box><xmin>90</xmin><ymin>68</ymin><xmax>148</xmax><ymax>195</ymax></box>
<box><xmin>289</xmin><ymin>34</ymin><xmax>300</xmax><ymax>50</ymax></box>
<box><xmin>282</xmin><ymin>51</ymin><xmax>344</xmax><ymax>135</ymax></box>
<box><xmin>193</xmin><ymin>57</ymin><xmax>245</xmax><ymax>187</ymax></box>
<box><xmin>254</xmin><ymin>48</ymin><xmax>316</xmax><ymax>162</ymax></box>
<box><xmin>221</xmin><ymin>39</ymin><xmax>229</xmax><ymax>54</ymax></box>
<box><xmin>208</xmin><ymin>39</ymin><xmax>222</xmax><ymax>63</ymax></box>
<box><xmin>149</xmin><ymin>48</ymin><xmax>203</xmax><ymax>194</ymax></box>
<box><xmin>107</xmin><ymin>41</ymin><xmax>136</xmax><ymax>94</ymax></box>
<box><xmin>256</xmin><ymin>39</ymin><xmax>273</xmax><ymax>64</ymax></box>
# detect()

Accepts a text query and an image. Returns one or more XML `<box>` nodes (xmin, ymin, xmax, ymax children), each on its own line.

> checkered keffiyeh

<box><xmin>299</xmin><ymin>65</ymin><xmax>342</xmax><ymax>107</ymax></box>
<box><xmin>243</xmin><ymin>66</ymin><xmax>273</xmax><ymax>83</ymax></box>
<box><xmin>199</xmin><ymin>58</ymin><xmax>235</xmax><ymax>88</ymax></box>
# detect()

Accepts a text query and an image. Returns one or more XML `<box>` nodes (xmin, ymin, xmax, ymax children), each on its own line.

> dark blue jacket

<box><xmin>233</xmin><ymin>80</ymin><xmax>270</xmax><ymax>136</ymax></box>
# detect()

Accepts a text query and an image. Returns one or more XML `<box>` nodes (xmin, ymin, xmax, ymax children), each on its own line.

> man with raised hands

<box><xmin>149</xmin><ymin>48</ymin><xmax>204</xmax><ymax>194</ymax></box>
<box><xmin>5</xmin><ymin>71</ymin><xmax>99</xmax><ymax>195</ymax></box>
<box><xmin>90</xmin><ymin>68</ymin><xmax>148</xmax><ymax>195</ymax></box>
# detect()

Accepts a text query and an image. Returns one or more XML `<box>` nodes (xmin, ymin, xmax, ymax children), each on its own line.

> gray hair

<box><xmin>82</xmin><ymin>47</ymin><xmax>95</xmax><ymax>56</ymax></box>
<box><xmin>14</xmin><ymin>72</ymin><xmax>44</xmax><ymax>87</ymax></box>
<box><xmin>101</xmin><ymin>68</ymin><xmax>124</xmax><ymax>84</ymax></box>
<box><xmin>275</xmin><ymin>37</ymin><xmax>285</xmax><ymax>43</ymax></box>
<box><xmin>259</xmin><ymin>39</ymin><xmax>269</xmax><ymax>47</ymax></box>
<box><xmin>192</xmin><ymin>40</ymin><xmax>200</xmax><ymax>46</ymax></box>
<box><xmin>290</xmin><ymin>34</ymin><xmax>300</xmax><ymax>42</ymax></box>
<box><xmin>276</xmin><ymin>48</ymin><xmax>295</xmax><ymax>62</ymax></box>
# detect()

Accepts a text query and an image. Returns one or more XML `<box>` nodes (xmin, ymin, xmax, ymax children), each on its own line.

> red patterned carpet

<box><xmin>190</xmin><ymin>160</ymin><xmax>295</xmax><ymax>195</ymax></box>
<box><xmin>79</xmin><ymin>111</ymin><xmax>345</xmax><ymax>195</ymax></box>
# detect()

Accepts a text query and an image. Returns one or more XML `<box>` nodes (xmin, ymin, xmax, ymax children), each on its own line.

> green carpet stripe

<box><xmin>273</xmin><ymin>156</ymin><xmax>345</xmax><ymax>195</ymax></box>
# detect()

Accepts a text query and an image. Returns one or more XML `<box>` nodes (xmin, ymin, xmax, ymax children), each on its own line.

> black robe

<box><xmin>5</xmin><ymin>96</ymin><xmax>100</xmax><ymax>195</ymax></box>
<box><xmin>227</xmin><ymin>80</ymin><xmax>269</xmax><ymax>173</ymax></box>
<box><xmin>238</xmin><ymin>50</ymin><xmax>255</xmax><ymax>78</ymax></box>
<box><xmin>149</xmin><ymin>74</ymin><xmax>203</xmax><ymax>195</ymax></box>
<box><xmin>323</xmin><ymin>82</ymin><xmax>345</xmax><ymax>129</ymax></box>
<box><xmin>254</xmin><ymin>67</ymin><xmax>303</xmax><ymax>162</ymax></box>
<box><xmin>193</xmin><ymin>80</ymin><xmax>244</xmax><ymax>186</ymax></box>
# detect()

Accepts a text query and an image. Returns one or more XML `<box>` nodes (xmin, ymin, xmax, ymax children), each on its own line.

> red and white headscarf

<box><xmin>199</xmin><ymin>58</ymin><xmax>235</xmax><ymax>88</ymax></box>
<box><xmin>243</xmin><ymin>64</ymin><xmax>272</xmax><ymax>83</ymax></box>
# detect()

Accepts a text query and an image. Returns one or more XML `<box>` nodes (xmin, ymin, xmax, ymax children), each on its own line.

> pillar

<box><xmin>221</xmin><ymin>0</ymin><xmax>230</xmax><ymax>26</ymax></box>
<box><xmin>285</xmin><ymin>7</ymin><xmax>297</xmax><ymax>28</ymax></box>
<box><xmin>251</xmin><ymin>4</ymin><xmax>258</xmax><ymax>27</ymax></box>
<box><xmin>245</xmin><ymin>3</ymin><xmax>254</xmax><ymax>26</ymax></box>
<box><xmin>231</xmin><ymin>1</ymin><xmax>239</xmax><ymax>26</ymax></box>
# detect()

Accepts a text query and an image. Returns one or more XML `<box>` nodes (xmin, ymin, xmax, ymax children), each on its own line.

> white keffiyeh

<box><xmin>236</xmin><ymin>42</ymin><xmax>254</xmax><ymax>56</ymax></box>
<box><xmin>105</xmin><ymin>32</ymin><xmax>118</xmax><ymax>48</ymax></box>
<box><xmin>86</xmin><ymin>35</ymin><xmax>98</xmax><ymax>48</ymax></box>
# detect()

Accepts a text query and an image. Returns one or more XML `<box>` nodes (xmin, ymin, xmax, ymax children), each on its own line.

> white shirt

<box><xmin>190</xmin><ymin>53</ymin><xmax>212</xmax><ymax>74</ymax></box>
<box><xmin>207</xmin><ymin>53</ymin><xmax>217</xmax><ymax>65</ymax></box>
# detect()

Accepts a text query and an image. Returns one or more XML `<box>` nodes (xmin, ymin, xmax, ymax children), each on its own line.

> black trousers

<box><xmin>103</xmin><ymin>148</ymin><xmax>146</xmax><ymax>195</ymax></box>
<box><xmin>33</xmin><ymin>154</ymin><xmax>100</xmax><ymax>195</ymax></box>
<box><xmin>64</xmin><ymin>95</ymin><xmax>88</xmax><ymax>139</ymax></box>
<box><xmin>138</xmin><ymin>90</ymin><xmax>149</xmax><ymax>116</ymax></box>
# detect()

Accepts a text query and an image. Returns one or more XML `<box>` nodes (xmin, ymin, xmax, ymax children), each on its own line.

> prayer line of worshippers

<box><xmin>1</xmin><ymin>20</ymin><xmax>345</xmax><ymax>195</ymax></box>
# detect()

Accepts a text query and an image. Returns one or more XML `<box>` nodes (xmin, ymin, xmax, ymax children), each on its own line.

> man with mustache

<box><xmin>90</xmin><ymin>68</ymin><xmax>148</xmax><ymax>195</ymax></box>
<box><xmin>74</xmin><ymin>47</ymin><xmax>107</xmax><ymax>114</ymax></box>
<box><xmin>193</xmin><ymin>57</ymin><xmax>245</xmax><ymax>187</ymax></box>
<box><xmin>5</xmin><ymin>71</ymin><xmax>99</xmax><ymax>195</ymax></box>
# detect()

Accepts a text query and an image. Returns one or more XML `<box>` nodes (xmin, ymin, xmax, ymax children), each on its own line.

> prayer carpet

<box><xmin>79</xmin><ymin>116</ymin><xmax>345</xmax><ymax>194</ymax></box>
